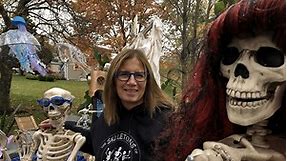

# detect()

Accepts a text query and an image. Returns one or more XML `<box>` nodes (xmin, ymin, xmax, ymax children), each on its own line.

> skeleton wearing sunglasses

<box><xmin>28</xmin><ymin>87</ymin><xmax>86</xmax><ymax>161</ymax></box>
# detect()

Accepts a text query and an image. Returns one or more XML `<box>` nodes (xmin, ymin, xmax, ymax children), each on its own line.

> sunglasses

<box><xmin>115</xmin><ymin>71</ymin><xmax>147</xmax><ymax>82</ymax></box>
<box><xmin>37</xmin><ymin>96</ymin><xmax>72</xmax><ymax>107</ymax></box>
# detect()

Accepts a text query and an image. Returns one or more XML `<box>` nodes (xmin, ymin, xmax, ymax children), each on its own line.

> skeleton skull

<box><xmin>220</xmin><ymin>34</ymin><xmax>285</xmax><ymax>126</ymax></box>
<box><xmin>42</xmin><ymin>87</ymin><xmax>75</xmax><ymax>129</ymax></box>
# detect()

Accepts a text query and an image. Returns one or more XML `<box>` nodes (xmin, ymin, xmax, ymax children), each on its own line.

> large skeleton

<box><xmin>30</xmin><ymin>87</ymin><xmax>86</xmax><ymax>161</ymax></box>
<box><xmin>187</xmin><ymin>33</ymin><xmax>285</xmax><ymax>161</ymax></box>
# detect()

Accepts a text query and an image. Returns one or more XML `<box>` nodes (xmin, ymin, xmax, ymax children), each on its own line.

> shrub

<box><xmin>25</xmin><ymin>74</ymin><xmax>39</xmax><ymax>80</ymax></box>
<box><xmin>50</xmin><ymin>73</ymin><xmax>66</xmax><ymax>80</ymax></box>
<box><xmin>38</xmin><ymin>75</ymin><xmax>55</xmax><ymax>82</ymax></box>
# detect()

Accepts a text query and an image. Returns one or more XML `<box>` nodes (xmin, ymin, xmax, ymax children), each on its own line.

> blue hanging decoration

<box><xmin>1</xmin><ymin>16</ymin><xmax>47</xmax><ymax>76</ymax></box>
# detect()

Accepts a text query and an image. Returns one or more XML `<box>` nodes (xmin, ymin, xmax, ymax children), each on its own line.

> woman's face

<box><xmin>115</xmin><ymin>57</ymin><xmax>147</xmax><ymax>110</ymax></box>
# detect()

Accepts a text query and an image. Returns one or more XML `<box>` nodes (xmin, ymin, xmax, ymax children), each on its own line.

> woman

<box><xmin>156</xmin><ymin>0</ymin><xmax>285</xmax><ymax>160</ymax></box>
<box><xmin>69</xmin><ymin>48</ymin><xmax>174</xmax><ymax>161</ymax></box>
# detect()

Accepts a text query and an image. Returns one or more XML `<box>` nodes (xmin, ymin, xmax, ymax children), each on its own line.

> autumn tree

<box><xmin>70</xmin><ymin>0</ymin><xmax>164</xmax><ymax>52</ymax></box>
<box><xmin>0</xmin><ymin>0</ymin><xmax>85</xmax><ymax>114</ymax></box>
<box><xmin>159</xmin><ymin>0</ymin><xmax>216</xmax><ymax>88</ymax></box>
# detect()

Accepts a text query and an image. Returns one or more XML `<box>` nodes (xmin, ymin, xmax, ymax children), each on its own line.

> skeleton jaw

<box><xmin>226</xmin><ymin>83</ymin><xmax>285</xmax><ymax>126</ymax></box>
<box><xmin>49</xmin><ymin>112</ymin><xmax>64</xmax><ymax>128</ymax></box>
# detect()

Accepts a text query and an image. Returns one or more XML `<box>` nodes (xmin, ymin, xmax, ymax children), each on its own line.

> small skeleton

<box><xmin>76</xmin><ymin>107</ymin><xmax>92</xmax><ymax>129</ymax></box>
<box><xmin>14</xmin><ymin>130</ymin><xmax>34</xmax><ymax>161</ymax></box>
<box><xmin>187</xmin><ymin>34</ymin><xmax>285</xmax><ymax>161</ymax></box>
<box><xmin>31</xmin><ymin>87</ymin><xmax>86</xmax><ymax>161</ymax></box>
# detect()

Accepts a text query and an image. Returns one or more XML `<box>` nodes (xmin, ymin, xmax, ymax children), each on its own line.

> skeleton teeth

<box><xmin>226</xmin><ymin>89</ymin><xmax>231</xmax><ymax>95</ymax></box>
<box><xmin>230</xmin><ymin>99</ymin><xmax>234</xmax><ymax>105</ymax></box>
<box><xmin>256</xmin><ymin>92</ymin><xmax>260</xmax><ymax>98</ymax></box>
<box><xmin>228</xmin><ymin>89</ymin><xmax>232</xmax><ymax>95</ymax></box>
<box><xmin>226</xmin><ymin>89</ymin><xmax>267</xmax><ymax>99</ymax></box>
<box><xmin>247</xmin><ymin>92</ymin><xmax>251</xmax><ymax>98</ymax></box>
<box><xmin>231</xmin><ymin>90</ymin><xmax>235</xmax><ymax>97</ymax></box>
<box><xmin>235</xmin><ymin>91</ymin><xmax>240</xmax><ymax>98</ymax></box>
<box><xmin>237</xmin><ymin>101</ymin><xmax>242</xmax><ymax>106</ymax></box>
<box><xmin>242</xmin><ymin>102</ymin><xmax>247</xmax><ymax>107</ymax></box>
<box><xmin>229</xmin><ymin>98</ymin><xmax>269</xmax><ymax>109</ymax></box>
<box><xmin>241</xmin><ymin>92</ymin><xmax>246</xmax><ymax>99</ymax></box>
<box><xmin>252</xmin><ymin>92</ymin><xmax>256</xmax><ymax>98</ymax></box>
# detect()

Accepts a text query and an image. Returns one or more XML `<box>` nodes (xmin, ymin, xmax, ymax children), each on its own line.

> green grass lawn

<box><xmin>10</xmin><ymin>75</ymin><xmax>89</xmax><ymax>123</ymax></box>
<box><xmin>9</xmin><ymin>75</ymin><xmax>179</xmax><ymax>127</ymax></box>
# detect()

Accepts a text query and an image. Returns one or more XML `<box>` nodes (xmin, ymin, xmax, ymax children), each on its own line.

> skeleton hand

<box><xmin>186</xmin><ymin>135</ymin><xmax>275</xmax><ymax>161</ymax></box>
<box><xmin>14</xmin><ymin>130</ymin><xmax>34</xmax><ymax>161</ymax></box>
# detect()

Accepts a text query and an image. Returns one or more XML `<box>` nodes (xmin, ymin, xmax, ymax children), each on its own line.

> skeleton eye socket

<box><xmin>221</xmin><ymin>47</ymin><xmax>240</xmax><ymax>65</ymax></box>
<box><xmin>256</xmin><ymin>47</ymin><xmax>284</xmax><ymax>67</ymax></box>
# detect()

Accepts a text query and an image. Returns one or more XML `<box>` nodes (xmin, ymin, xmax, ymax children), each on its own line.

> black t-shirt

<box><xmin>70</xmin><ymin>103</ymin><xmax>171</xmax><ymax>161</ymax></box>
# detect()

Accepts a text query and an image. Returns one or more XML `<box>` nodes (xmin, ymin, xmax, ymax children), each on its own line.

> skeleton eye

<box><xmin>221</xmin><ymin>47</ymin><xmax>240</xmax><ymax>65</ymax></box>
<box><xmin>256</xmin><ymin>47</ymin><xmax>284</xmax><ymax>67</ymax></box>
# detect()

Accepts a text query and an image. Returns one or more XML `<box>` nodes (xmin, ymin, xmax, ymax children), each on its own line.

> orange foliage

<box><xmin>70</xmin><ymin>0</ymin><xmax>165</xmax><ymax>52</ymax></box>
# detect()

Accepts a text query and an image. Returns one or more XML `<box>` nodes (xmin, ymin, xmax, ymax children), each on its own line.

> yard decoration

<box><xmin>123</xmin><ymin>15</ymin><xmax>163</xmax><ymax>87</ymax></box>
<box><xmin>0</xmin><ymin>16</ymin><xmax>47</xmax><ymax>76</ymax></box>
<box><xmin>56</xmin><ymin>43</ymin><xmax>91</xmax><ymax>79</ymax></box>
<box><xmin>34</xmin><ymin>87</ymin><xmax>86</xmax><ymax>161</ymax></box>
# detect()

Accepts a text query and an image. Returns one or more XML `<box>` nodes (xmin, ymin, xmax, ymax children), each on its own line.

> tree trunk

<box><xmin>0</xmin><ymin>46</ymin><xmax>13</xmax><ymax>114</ymax></box>
<box><xmin>180</xmin><ymin>0</ymin><xmax>190</xmax><ymax>89</ymax></box>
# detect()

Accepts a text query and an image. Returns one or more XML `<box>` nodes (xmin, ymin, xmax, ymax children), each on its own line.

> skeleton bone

<box><xmin>32</xmin><ymin>130</ymin><xmax>85</xmax><ymax>161</ymax></box>
<box><xmin>220</xmin><ymin>34</ymin><xmax>285</xmax><ymax>126</ymax></box>
<box><xmin>13</xmin><ymin>130</ymin><xmax>34</xmax><ymax>161</ymax></box>
<box><xmin>30</xmin><ymin>87</ymin><xmax>86</xmax><ymax>161</ymax></box>
<box><xmin>188</xmin><ymin>34</ymin><xmax>285</xmax><ymax>161</ymax></box>
<box><xmin>188</xmin><ymin>135</ymin><xmax>285</xmax><ymax>161</ymax></box>
<box><xmin>76</xmin><ymin>108</ymin><xmax>92</xmax><ymax>129</ymax></box>
<box><xmin>246</xmin><ymin>120</ymin><xmax>271</xmax><ymax>148</ymax></box>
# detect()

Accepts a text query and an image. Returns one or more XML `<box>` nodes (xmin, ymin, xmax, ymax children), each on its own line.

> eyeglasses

<box><xmin>115</xmin><ymin>71</ymin><xmax>147</xmax><ymax>82</ymax></box>
<box><xmin>37</xmin><ymin>96</ymin><xmax>72</xmax><ymax>107</ymax></box>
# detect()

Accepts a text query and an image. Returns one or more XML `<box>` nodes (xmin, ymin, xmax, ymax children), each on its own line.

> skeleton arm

<box><xmin>26</xmin><ymin>131</ymin><xmax>41</xmax><ymax>161</ymax></box>
<box><xmin>67</xmin><ymin>133</ymin><xmax>86</xmax><ymax>161</ymax></box>
<box><xmin>187</xmin><ymin>135</ymin><xmax>285</xmax><ymax>161</ymax></box>
<box><xmin>13</xmin><ymin>130</ymin><xmax>35</xmax><ymax>161</ymax></box>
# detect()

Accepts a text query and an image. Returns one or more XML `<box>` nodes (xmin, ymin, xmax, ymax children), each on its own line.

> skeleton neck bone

<box><xmin>246</xmin><ymin>120</ymin><xmax>271</xmax><ymax>148</ymax></box>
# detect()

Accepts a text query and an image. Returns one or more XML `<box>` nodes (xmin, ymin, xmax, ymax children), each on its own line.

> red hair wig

<box><xmin>155</xmin><ymin>0</ymin><xmax>285</xmax><ymax>160</ymax></box>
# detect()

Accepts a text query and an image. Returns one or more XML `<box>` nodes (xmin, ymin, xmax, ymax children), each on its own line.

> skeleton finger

<box><xmin>212</xmin><ymin>144</ymin><xmax>233</xmax><ymax>161</ymax></box>
<box><xmin>227</xmin><ymin>134</ymin><xmax>255</xmax><ymax>151</ymax></box>
<box><xmin>188</xmin><ymin>148</ymin><xmax>224</xmax><ymax>161</ymax></box>
<box><xmin>187</xmin><ymin>149</ymin><xmax>206</xmax><ymax>161</ymax></box>
<box><xmin>191</xmin><ymin>149</ymin><xmax>204</xmax><ymax>157</ymax></box>
<box><xmin>205</xmin><ymin>149</ymin><xmax>224</xmax><ymax>161</ymax></box>
<box><xmin>238</xmin><ymin>137</ymin><xmax>256</xmax><ymax>151</ymax></box>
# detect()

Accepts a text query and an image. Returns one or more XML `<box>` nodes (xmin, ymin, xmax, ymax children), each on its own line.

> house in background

<box><xmin>48</xmin><ymin>44</ymin><xmax>113</xmax><ymax>81</ymax></box>
<box><xmin>48</xmin><ymin>60</ymin><xmax>87</xmax><ymax>81</ymax></box>
<box><xmin>49</xmin><ymin>61</ymin><xmax>62</xmax><ymax>74</ymax></box>
<box><xmin>64</xmin><ymin>62</ymin><xmax>87</xmax><ymax>80</ymax></box>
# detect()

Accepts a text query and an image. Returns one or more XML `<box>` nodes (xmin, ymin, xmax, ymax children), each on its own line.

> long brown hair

<box><xmin>103</xmin><ymin>49</ymin><xmax>174</xmax><ymax>125</ymax></box>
